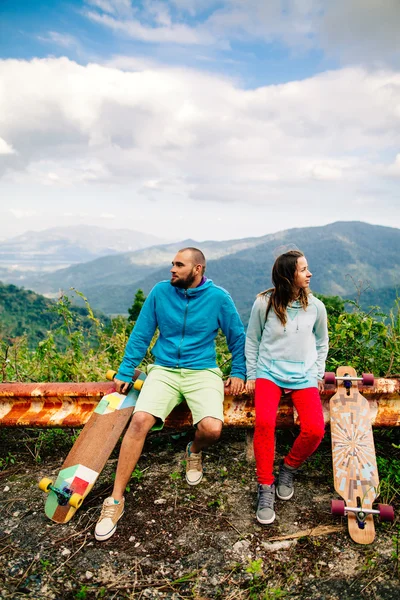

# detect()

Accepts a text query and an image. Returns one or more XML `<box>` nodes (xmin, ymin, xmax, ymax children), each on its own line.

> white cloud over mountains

<box><xmin>1</xmin><ymin>57</ymin><xmax>399</xmax><ymax>200</ymax></box>
<box><xmin>1</xmin><ymin>1</ymin><xmax>400</xmax><ymax>239</ymax></box>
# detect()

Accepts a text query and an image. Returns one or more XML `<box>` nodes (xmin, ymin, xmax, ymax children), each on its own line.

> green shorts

<box><xmin>134</xmin><ymin>365</ymin><xmax>224</xmax><ymax>430</ymax></box>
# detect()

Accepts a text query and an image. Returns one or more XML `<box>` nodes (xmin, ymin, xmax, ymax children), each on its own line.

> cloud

<box><xmin>9</xmin><ymin>209</ymin><xmax>37</xmax><ymax>219</ymax></box>
<box><xmin>319</xmin><ymin>0</ymin><xmax>400</xmax><ymax>64</ymax></box>
<box><xmin>38</xmin><ymin>31</ymin><xmax>81</xmax><ymax>50</ymax></box>
<box><xmin>0</xmin><ymin>137</ymin><xmax>16</xmax><ymax>155</ymax></box>
<box><xmin>99</xmin><ymin>212</ymin><xmax>116</xmax><ymax>219</ymax></box>
<box><xmin>0</xmin><ymin>57</ymin><xmax>399</xmax><ymax>210</ymax></box>
<box><xmin>86</xmin><ymin>0</ymin><xmax>133</xmax><ymax>16</ymax></box>
<box><xmin>84</xmin><ymin>0</ymin><xmax>215</xmax><ymax>45</ymax></box>
<box><xmin>386</xmin><ymin>154</ymin><xmax>400</xmax><ymax>178</ymax></box>
<box><xmin>82</xmin><ymin>1</ymin><xmax>400</xmax><ymax>66</ymax></box>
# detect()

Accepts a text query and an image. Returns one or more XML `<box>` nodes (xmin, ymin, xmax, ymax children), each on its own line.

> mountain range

<box><xmin>1</xmin><ymin>221</ymin><xmax>399</xmax><ymax>324</ymax></box>
<box><xmin>0</xmin><ymin>225</ymin><xmax>166</xmax><ymax>278</ymax></box>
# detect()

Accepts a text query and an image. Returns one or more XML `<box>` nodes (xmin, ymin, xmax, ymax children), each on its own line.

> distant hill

<box><xmin>4</xmin><ymin>234</ymin><xmax>283</xmax><ymax>295</ymax></box>
<box><xmin>2</xmin><ymin>222</ymin><xmax>400</xmax><ymax>324</ymax></box>
<box><xmin>0</xmin><ymin>282</ymin><xmax>109</xmax><ymax>347</ymax></box>
<box><xmin>0</xmin><ymin>225</ymin><xmax>167</xmax><ymax>281</ymax></box>
<box><xmin>349</xmin><ymin>285</ymin><xmax>399</xmax><ymax>316</ymax></box>
<box><xmin>63</xmin><ymin>221</ymin><xmax>400</xmax><ymax>323</ymax></box>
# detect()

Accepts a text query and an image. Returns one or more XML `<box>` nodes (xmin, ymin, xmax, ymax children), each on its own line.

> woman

<box><xmin>245</xmin><ymin>250</ymin><xmax>328</xmax><ymax>524</ymax></box>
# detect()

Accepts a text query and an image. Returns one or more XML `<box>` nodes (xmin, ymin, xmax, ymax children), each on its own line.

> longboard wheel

<box><xmin>69</xmin><ymin>493</ymin><xmax>84</xmax><ymax>509</ymax></box>
<box><xmin>378</xmin><ymin>503</ymin><xmax>394</xmax><ymax>522</ymax></box>
<box><xmin>331</xmin><ymin>499</ymin><xmax>345</xmax><ymax>516</ymax></box>
<box><xmin>106</xmin><ymin>370</ymin><xmax>117</xmax><ymax>381</ymax></box>
<box><xmin>324</xmin><ymin>372</ymin><xmax>336</xmax><ymax>385</ymax></box>
<box><xmin>39</xmin><ymin>477</ymin><xmax>53</xmax><ymax>493</ymax></box>
<box><xmin>362</xmin><ymin>373</ymin><xmax>374</xmax><ymax>386</ymax></box>
<box><xmin>133</xmin><ymin>379</ymin><xmax>144</xmax><ymax>391</ymax></box>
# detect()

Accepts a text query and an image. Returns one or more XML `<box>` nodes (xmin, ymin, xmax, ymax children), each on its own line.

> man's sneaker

<box><xmin>277</xmin><ymin>461</ymin><xmax>298</xmax><ymax>500</ymax></box>
<box><xmin>185</xmin><ymin>443</ymin><xmax>203</xmax><ymax>486</ymax></box>
<box><xmin>95</xmin><ymin>497</ymin><xmax>125</xmax><ymax>541</ymax></box>
<box><xmin>256</xmin><ymin>483</ymin><xmax>276</xmax><ymax>524</ymax></box>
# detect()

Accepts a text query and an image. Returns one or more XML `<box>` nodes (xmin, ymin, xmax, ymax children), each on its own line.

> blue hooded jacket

<box><xmin>116</xmin><ymin>279</ymin><xmax>246</xmax><ymax>381</ymax></box>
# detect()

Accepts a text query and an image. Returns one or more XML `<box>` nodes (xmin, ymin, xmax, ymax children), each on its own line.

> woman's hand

<box><xmin>246</xmin><ymin>380</ymin><xmax>256</xmax><ymax>394</ymax></box>
<box><xmin>318</xmin><ymin>379</ymin><xmax>324</xmax><ymax>393</ymax></box>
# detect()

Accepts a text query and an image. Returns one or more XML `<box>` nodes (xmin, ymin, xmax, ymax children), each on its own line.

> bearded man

<box><xmin>95</xmin><ymin>247</ymin><xmax>246</xmax><ymax>541</ymax></box>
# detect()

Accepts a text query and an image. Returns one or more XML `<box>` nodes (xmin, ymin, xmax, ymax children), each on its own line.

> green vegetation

<box><xmin>325</xmin><ymin>297</ymin><xmax>400</xmax><ymax>376</ymax></box>
<box><xmin>1</xmin><ymin>282</ymin><xmax>399</xmax><ymax>382</ymax></box>
<box><xmin>0</xmin><ymin>282</ymin><xmax>110</xmax><ymax>348</ymax></box>
<box><xmin>128</xmin><ymin>288</ymin><xmax>146</xmax><ymax>322</ymax></box>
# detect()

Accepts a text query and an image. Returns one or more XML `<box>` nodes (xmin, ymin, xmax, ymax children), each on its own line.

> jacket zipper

<box><xmin>177</xmin><ymin>291</ymin><xmax>190</xmax><ymax>367</ymax></box>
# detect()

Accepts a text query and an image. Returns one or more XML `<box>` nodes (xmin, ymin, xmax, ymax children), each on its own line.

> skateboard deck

<box><xmin>39</xmin><ymin>369</ymin><xmax>146</xmax><ymax>523</ymax></box>
<box><xmin>329</xmin><ymin>366</ymin><xmax>387</xmax><ymax>544</ymax></box>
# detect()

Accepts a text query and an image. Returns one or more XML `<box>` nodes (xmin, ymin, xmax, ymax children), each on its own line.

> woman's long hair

<box><xmin>258</xmin><ymin>250</ymin><xmax>309</xmax><ymax>326</ymax></box>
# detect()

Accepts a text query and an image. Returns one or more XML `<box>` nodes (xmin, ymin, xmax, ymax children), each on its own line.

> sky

<box><xmin>0</xmin><ymin>0</ymin><xmax>400</xmax><ymax>242</ymax></box>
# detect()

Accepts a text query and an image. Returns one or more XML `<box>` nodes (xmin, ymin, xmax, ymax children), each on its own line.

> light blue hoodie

<box><xmin>245</xmin><ymin>293</ymin><xmax>328</xmax><ymax>389</ymax></box>
<box><xmin>117</xmin><ymin>279</ymin><xmax>246</xmax><ymax>382</ymax></box>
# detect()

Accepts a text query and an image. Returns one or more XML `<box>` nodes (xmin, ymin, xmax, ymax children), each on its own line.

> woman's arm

<box><xmin>245</xmin><ymin>296</ymin><xmax>268</xmax><ymax>382</ymax></box>
<box><xmin>313</xmin><ymin>299</ymin><xmax>329</xmax><ymax>381</ymax></box>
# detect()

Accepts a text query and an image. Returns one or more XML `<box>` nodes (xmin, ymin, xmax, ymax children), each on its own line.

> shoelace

<box><xmin>187</xmin><ymin>452</ymin><xmax>202</xmax><ymax>471</ymax></box>
<box><xmin>279</xmin><ymin>466</ymin><xmax>294</xmax><ymax>487</ymax></box>
<box><xmin>100</xmin><ymin>501</ymin><xmax>119</xmax><ymax>519</ymax></box>
<box><xmin>258</xmin><ymin>486</ymin><xmax>275</xmax><ymax>509</ymax></box>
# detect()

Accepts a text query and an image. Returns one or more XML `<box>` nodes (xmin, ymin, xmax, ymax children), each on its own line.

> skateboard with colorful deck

<box><xmin>39</xmin><ymin>368</ymin><xmax>146</xmax><ymax>523</ymax></box>
<box><xmin>326</xmin><ymin>366</ymin><xmax>394</xmax><ymax>544</ymax></box>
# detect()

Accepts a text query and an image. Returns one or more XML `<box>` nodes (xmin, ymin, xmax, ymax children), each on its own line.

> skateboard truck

<box><xmin>331</xmin><ymin>499</ymin><xmax>394</xmax><ymax>529</ymax></box>
<box><xmin>39</xmin><ymin>477</ymin><xmax>83</xmax><ymax>508</ymax></box>
<box><xmin>324</xmin><ymin>372</ymin><xmax>375</xmax><ymax>388</ymax></box>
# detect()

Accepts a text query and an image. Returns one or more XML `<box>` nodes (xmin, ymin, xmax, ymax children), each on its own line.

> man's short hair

<box><xmin>179</xmin><ymin>247</ymin><xmax>206</xmax><ymax>274</ymax></box>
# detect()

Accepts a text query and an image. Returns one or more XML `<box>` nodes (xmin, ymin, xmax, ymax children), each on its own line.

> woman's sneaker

<box><xmin>277</xmin><ymin>461</ymin><xmax>298</xmax><ymax>500</ymax></box>
<box><xmin>256</xmin><ymin>483</ymin><xmax>276</xmax><ymax>524</ymax></box>
<box><xmin>95</xmin><ymin>497</ymin><xmax>125</xmax><ymax>541</ymax></box>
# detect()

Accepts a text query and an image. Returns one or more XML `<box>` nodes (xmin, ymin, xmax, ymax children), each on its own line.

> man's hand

<box><xmin>224</xmin><ymin>377</ymin><xmax>245</xmax><ymax>395</ymax></box>
<box><xmin>245</xmin><ymin>379</ymin><xmax>256</xmax><ymax>394</ymax></box>
<box><xmin>318</xmin><ymin>379</ymin><xmax>324</xmax><ymax>393</ymax></box>
<box><xmin>114</xmin><ymin>377</ymin><xmax>132</xmax><ymax>395</ymax></box>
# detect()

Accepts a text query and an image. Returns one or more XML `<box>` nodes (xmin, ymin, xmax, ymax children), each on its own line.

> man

<box><xmin>95</xmin><ymin>247</ymin><xmax>246</xmax><ymax>541</ymax></box>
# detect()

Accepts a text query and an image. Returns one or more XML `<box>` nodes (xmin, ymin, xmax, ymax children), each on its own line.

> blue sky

<box><xmin>0</xmin><ymin>0</ymin><xmax>400</xmax><ymax>241</ymax></box>
<box><xmin>0</xmin><ymin>0</ymin><xmax>336</xmax><ymax>86</ymax></box>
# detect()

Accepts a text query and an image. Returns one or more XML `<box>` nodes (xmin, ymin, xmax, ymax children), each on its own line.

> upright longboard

<box><xmin>39</xmin><ymin>369</ymin><xmax>146</xmax><ymax>523</ymax></box>
<box><xmin>327</xmin><ymin>366</ymin><xmax>394</xmax><ymax>544</ymax></box>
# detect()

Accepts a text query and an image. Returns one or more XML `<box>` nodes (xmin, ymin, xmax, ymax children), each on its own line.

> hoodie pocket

<box><xmin>270</xmin><ymin>360</ymin><xmax>305</xmax><ymax>383</ymax></box>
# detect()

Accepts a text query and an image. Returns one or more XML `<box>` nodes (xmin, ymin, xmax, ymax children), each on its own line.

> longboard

<box><xmin>39</xmin><ymin>369</ymin><xmax>146</xmax><ymax>523</ymax></box>
<box><xmin>327</xmin><ymin>366</ymin><xmax>394</xmax><ymax>544</ymax></box>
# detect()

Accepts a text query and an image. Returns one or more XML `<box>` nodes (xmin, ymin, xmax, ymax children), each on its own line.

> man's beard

<box><xmin>170</xmin><ymin>271</ymin><xmax>196</xmax><ymax>289</ymax></box>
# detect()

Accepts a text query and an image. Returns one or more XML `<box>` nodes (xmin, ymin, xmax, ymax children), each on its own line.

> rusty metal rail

<box><xmin>0</xmin><ymin>378</ymin><xmax>399</xmax><ymax>428</ymax></box>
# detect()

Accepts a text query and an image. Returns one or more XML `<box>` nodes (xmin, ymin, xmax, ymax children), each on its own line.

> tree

<box><xmin>128</xmin><ymin>289</ymin><xmax>146</xmax><ymax>323</ymax></box>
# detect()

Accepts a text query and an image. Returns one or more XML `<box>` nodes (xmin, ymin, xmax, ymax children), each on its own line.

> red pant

<box><xmin>254</xmin><ymin>378</ymin><xmax>325</xmax><ymax>485</ymax></box>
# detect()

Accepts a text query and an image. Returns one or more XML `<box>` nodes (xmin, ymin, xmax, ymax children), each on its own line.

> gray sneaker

<box><xmin>256</xmin><ymin>483</ymin><xmax>276</xmax><ymax>524</ymax></box>
<box><xmin>277</xmin><ymin>461</ymin><xmax>298</xmax><ymax>500</ymax></box>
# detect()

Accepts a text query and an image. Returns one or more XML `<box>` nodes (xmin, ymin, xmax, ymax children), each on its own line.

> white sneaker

<box><xmin>185</xmin><ymin>443</ymin><xmax>203</xmax><ymax>486</ymax></box>
<box><xmin>95</xmin><ymin>497</ymin><xmax>125</xmax><ymax>541</ymax></box>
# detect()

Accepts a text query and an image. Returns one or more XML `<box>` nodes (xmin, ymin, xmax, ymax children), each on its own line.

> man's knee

<box><xmin>127</xmin><ymin>411</ymin><xmax>156</xmax><ymax>436</ymax></box>
<box><xmin>197</xmin><ymin>417</ymin><xmax>223</xmax><ymax>441</ymax></box>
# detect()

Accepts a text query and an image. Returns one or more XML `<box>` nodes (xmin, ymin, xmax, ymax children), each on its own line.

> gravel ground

<box><xmin>0</xmin><ymin>427</ymin><xmax>399</xmax><ymax>599</ymax></box>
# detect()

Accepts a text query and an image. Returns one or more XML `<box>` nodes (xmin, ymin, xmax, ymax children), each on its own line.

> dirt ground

<box><xmin>0</xmin><ymin>427</ymin><xmax>399</xmax><ymax>600</ymax></box>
